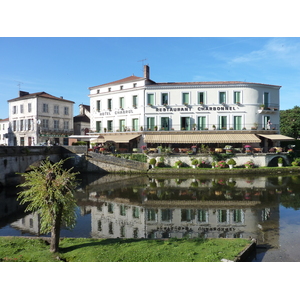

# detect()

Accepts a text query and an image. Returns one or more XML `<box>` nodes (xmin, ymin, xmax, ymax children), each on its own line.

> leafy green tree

<box><xmin>17</xmin><ymin>158</ymin><xmax>78</xmax><ymax>253</ymax></box>
<box><xmin>280</xmin><ymin>106</ymin><xmax>300</xmax><ymax>139</ymax></box>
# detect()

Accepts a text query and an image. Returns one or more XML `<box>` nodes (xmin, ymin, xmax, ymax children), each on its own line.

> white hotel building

<box><xmin>89</xmin><ymin>65</ymin><xmax>289</xmax><ymax>151</ymax></box>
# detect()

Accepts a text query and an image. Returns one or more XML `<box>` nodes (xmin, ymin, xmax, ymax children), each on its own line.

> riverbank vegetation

<box><xmin>0</xmin><ymin>236</ymin><xmax>251</xmax><ymax>262</ymax></box>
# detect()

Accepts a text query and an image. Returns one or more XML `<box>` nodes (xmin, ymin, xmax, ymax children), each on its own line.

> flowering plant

<box><xmin>288</xmin><ymin>149</ymin><xmax>293</xmax><ymax>153</ymax></box>
<box><xmin>244</xmin><ymin>161</ymin><xmax>254</xmax><ymax>168</ymax></box>
<box><xmin>244</xmin><ymin>145</ymin><xmax>251</xmax><ymax>148</ymax></box>
<box><xmin>215</xmin><ymin>160</ymin><xmax>227</xmax><ymax>168</ymax></box>
<box><xmin>141</xmin><ymin>145</ymin><xmax>147</xmax><ymax>150</ymax></box>
<box><xmin>175</xmin><ymin>160</ymin><xmax>183</xmax><ymax>167</ymax></box>
<box><xmin>224</xmin><ymin>145</ymin><xmax>232</xmax><ymax>149</ymax></box>
<box><xmin>191</xmin><ymin>145</ymin><xmax>197</xmax><ymax>148</ymax></box>
<box><xmin>198</xmin><ymin>160</ymin><xmax>208</xmax><ymax>168</ymax></box>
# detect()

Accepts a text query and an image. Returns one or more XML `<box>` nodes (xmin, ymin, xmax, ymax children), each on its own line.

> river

<box><xmin>1</xmin><ymin>172</ymin><xmax>300</xmax><ymax>262</ymax></box>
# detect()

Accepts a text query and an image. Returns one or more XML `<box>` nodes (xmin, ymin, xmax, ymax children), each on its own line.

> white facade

<box><xmin>7</xmin><ymin>91</ymin><xmax>74</xmax><ymax>146</ymax></box>
<box><xmin>88</xmin><ymin>66</ymin><xmax>281</xmax><ymax>150</ymax></box>
<box><xmin>0</xmin><ymin>118</ymin><xmax>9</xmax><ymax>145</ymax></box>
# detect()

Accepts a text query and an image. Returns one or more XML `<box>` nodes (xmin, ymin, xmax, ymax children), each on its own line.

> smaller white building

<box><xmin>0</xmin><ymin>118</ymin><xmax>9</xmax><ymax>145</ymax></box>
<box><xmin>7</xmin><ymin>91</ymin><xmax>74</xmax><ymax>146</ymax></box>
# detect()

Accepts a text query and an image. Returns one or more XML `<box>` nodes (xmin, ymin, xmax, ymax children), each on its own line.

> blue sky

<box><xmin>1</xmin><ymin>37</ymin><xmax>300</xmax><ymax>120</ymax></box>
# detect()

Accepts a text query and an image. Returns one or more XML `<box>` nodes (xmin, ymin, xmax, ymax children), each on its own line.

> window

<box><xmin>20</xmin><ymin>120</ymin><xmax>24</xmax><ymax>131</ymax></box>
<box><xmin>234</xmin><ymin>116</ymin><xmax>242</xmax><ymax>130</ymax></box>
<box><xmin>264</xmin><ymin>116</ymin><xmax>270</xmax><ymax>129</ymax></box>
<box><xmin>133</xmin><ymin>83</ymin><xmax>137</xmax><ymax>88</ymax></box>
<box><xmin>132</xmin><ymin>95</ymin><xmax>138</xmax><ymax>108</ymax></box>
<box><xmin>108</xmin><ymin>203</ymin><xmax>114</xmax><ymax>213</ymax></box>
<box><xmin>198</xmin><ymin>92</ymin><xmax>205</xmax><ymax>104</ymax></box>
<box><xmin>20</xmin><ymin>137</ymin><xmax>24</xmax><ymax>146</ymax></box>
<box><xmin>42</xmin><ymin>119</ymin><xmax>49</xmax><ymax>129</ymax></box>
<box><xmin>147</xmin><ymin>94</ymin><xmax>154</xmax><ymax>105</ymax></box>
<box><xmin>43</xmin><ymin>103</ymin><xmax>48</xmax><ymax>113</ymax></box>
<box><xmin>133</xmin><ymin>228</ymin><xmax>138</xmax><ymax>238</ymax></box>
<box><xmin>218</xmin><ymin>209</ymin><xmax>228</xmax><ymax>223</ymax></box>
<box><xmin>181</xmin><ymin>209</ymin><xmax>195</xmax><ymax>222</ymax></box>
<box><xmin>20</xmin><ymin>104</ymin><xmax>24</xmax><ymax>113</ymax></box>
<box><xmin>120</xmin><ymin>85</ymin><xmax>123</xmax><ymax>90</ymax></box>
<box><xmin>234</xmin><ymin>91</ymin><xmax>241</xmax><ymax>104</ymax></box>
<box><xmin>147</xmin><ymin>209</ymin><xmax>156</xmax><ymax>221</ymax></box>
<box><xmin>132</xmin><ymin>207</ymin><xmax>140</xmax><ymax>219</ymax></box>
<box><xmin>119</xmin><ymin>97</ymin><xmax>125</xmax><ymax>109</ymax></box>
<box><xmin>64</xmin><ymin>107</ymin><xmax>69</xmax><ymax>115</ymax></box>
<box><xmin>54</xmin><ymin>120</ymin><xmax>59</xmax><ymax>130</ymax></box>
<box><xmin>263</xmin><ymin>92</ymin><xmax>269</xmax><ymax>107</ymax></box>
<box><xmin>182</xmin><ymin>92</ymin><xmax>189</xmax><ymax>105</ymax></box>
<box><xmin>13</xmin><ymin>120</ymin><xmax>16</xmax><ymax>131</ymax></box>
<box><xmin>161</xmin><ymin>117</ymin><xmax>169</xmax><ymax>130</ymax></box>
<box><xmin>97</xmin><ymin>220</ymin><xmax>102</xmax><ymax>231</ymax></box>
<box><xmin>181</xmin><ymin>117</ymin><xmax>190</xmax><ymax>130</ymax></box>
<box><xmin>28</xmin><ymin>103</ymin><xmax>32</xmax><ymax>112</ymax></box>
<box><xmin>119</xmin><ymin>119</ymin><xmax>125</xmax><ymax>132</ymax></box>
<box><xmin>97</xmin><ymin>89</ymin><xmax>100</xmax><ymax>94</ymax></box>
<box><xmin>161</xmin><ymin>209</ymin><xmax>172</xmax><ymax>222</ymax></box>
<box><xmin>120</xmin><ymin>226</ymin><xmax>125</xmax><ymax>237</ymax></box>
<box><xmin>161</xmin><ymin>93</ymin><xmax>168</xmax><ymax>105</ymax></box>
<box><xmin>233</xmin><ymin>209</ymin><xmax>243</xmax><ymax>223</ymax></box>
<box><xmin>107</xmin><ymin>120</ymin><xmax>113</xmax><ymax>132</ymax></box>
<box><xmin>96</xmin><ymin>121</ymin><xmax>101</xmax><ymax>132</ymax></box>
<box><xmin>96</xmin><ymin>100</ymin><xmax>101</xmax><ymax>111</ymax></box>
<box><xmin>198</xmin><ymin>116</ymin><xmax>206</xmax><ymax>130</ymax></box>
<box><xmin>197</xmin><ymin>210</ymin><xmax>208</xmax><ymax>223</ymax></box>
<box><xmin>120</xmin><ymin>205</ymin><xmax>126</xmax><ymax>216</ymax></box>
<box><xmin>64</xmin><ymin>121</ymin><xmax>69</xmax><ymax>130</ymax></box>
<box><xmin>219</xmin><ymin>92</ymin><xmax>226</xmax><ymax>104</ymax></box>
<box><xmin>132</xmin><ymin>118</ymin><xmax>138</xmax><ymax>131</ymax></box>
<box><xmin>108</xmin><ymin>99</ymin><xmax>112</xmax><ymax>110</ymax></box>
<box><xmin>109</xmin><ymin>222</ymin><xmax>114</xmax><ymax>235</ymax></box>
<box><xmin>54</xmin><ymin>105</ymin><xmax>59</xmax><ymax>114</ymax></box>
<box><xmin>13</xmin><ymin>106</ymin><xmax>17</xmax><ymax>114</ymax></box>
<box><xmin>147</xmin><ymin>117</ymin><xmax>155</xmax><ymax>131</ymax></box>
<box><xmin>219</xmin><ymin>116</ymin><xmax>227</xmax><ymax>130</ymax></box>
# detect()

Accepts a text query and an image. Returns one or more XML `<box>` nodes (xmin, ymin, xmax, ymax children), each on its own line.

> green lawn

<box><xmin>0</xmin><ymin>237</ymin><xmax>251</xmax><ymax>262</ymax></box>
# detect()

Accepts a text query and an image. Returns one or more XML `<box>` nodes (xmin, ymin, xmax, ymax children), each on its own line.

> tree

<box><xmin>280</xmin><ymin>106</ymin><xmax>300</xmax><ymax>139</ymax></box>
<box><xmin>17</xmin><ymin>158</ymin><xmax>78</xmax><ymax>252</ymax></box>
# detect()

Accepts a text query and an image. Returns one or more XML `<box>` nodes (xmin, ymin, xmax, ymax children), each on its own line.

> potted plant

<box><xmin>191</xmin><ymin>145</ymin><xmax>197</xmax><ymax>153</ymax></box>
<box><xmin>149</xmin><ymin>158</ymin><xmax>157</xmax><ymax>168</ymax></box>
<box><xmin>211</xmin><ymin>161</ymin><xmax>216</xmax><ymax>168</ymax></box>
<box><xmin>212</xmin><ymin>125</ymin><xmax>216</xmax><ymax>130</ymax></box>
<box><xmin>227</xmin><ymin>158</ymin><xmax>236</xmax><ymax>169</ymax></box>
<box><xmin>278</xmin><ymin>157</ymin><xmax>283</xmax><ymax>167</ymax></box>
<box><xmin>244</xmin><ymin>161</ymin><xmax>254</xmax><ymax>168</ymax></box>
<box><xmin>191</xmin><ymin>159</ymin><xmax>198</xmax><ymax>168</ymax></box>
<box><xmin>175</xmin><ymin>160</ymin><xmax>183</xmax><ymax>168</ymax></box>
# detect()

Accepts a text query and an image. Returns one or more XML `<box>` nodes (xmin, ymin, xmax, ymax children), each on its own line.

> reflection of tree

<box><xmin>280</xmin><ymin>192</ymin><xmax>300</xmax><ymax>210</ymax></box>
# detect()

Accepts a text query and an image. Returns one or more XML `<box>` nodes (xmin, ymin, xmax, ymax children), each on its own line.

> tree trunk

<box><xmin>50</xmin><ymin>207</ymin><xmax>63</xmax><ymax>253</ymax></box>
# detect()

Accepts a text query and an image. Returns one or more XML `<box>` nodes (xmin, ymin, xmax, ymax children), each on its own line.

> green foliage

<box><xmin>149</xmin><ymin>158</ymin><xmax>157</xmax><ymax>165</ymax></box>
<box><xmin>191</xmin><ymin>159</ymin><xmax>198</xmax><ymax>165</ymax></box>
<box><xmin>0</xmin><ymin>237</ymin><xmax>251</xmax><ymax>262</ymax></box>
<box><xmin>17</xmin><ymin>158</ymin><xmax>78</xmax><ymax>241</ymax></box>
<box><xmin>227</xmin><ymin>158</ymin><xmax>236</xmax><ymax>165</ymax></box>
<box><xmin>72</xmin><ymin>141</ymin><xmax>87</xmax><ymax>145</ymax></box>
<box><xmin>280</xmin><ymin>106</ymin><xmax>300</xmax><ymax>139</ymax></box>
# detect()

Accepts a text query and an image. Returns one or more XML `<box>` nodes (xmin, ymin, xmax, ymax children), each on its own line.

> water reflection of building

<box><xmin>89</xmin><ymin>198</ymin><xmax>279</xmax><ymax>248</ymax></box>
<box><xmin>10</xmin><ymin>213</ymin><xmax>41</xmax><ymax>235</ymax></box>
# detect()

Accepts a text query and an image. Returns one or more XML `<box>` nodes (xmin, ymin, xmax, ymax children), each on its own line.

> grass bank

<box><xmin>0</xmin><ymin>236</ymin><xmax>251</xmax><ymax>262</ymax></box>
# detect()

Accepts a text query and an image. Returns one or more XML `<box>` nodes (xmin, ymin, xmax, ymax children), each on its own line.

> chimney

<box><xmin>19</xmin><ymin>91</ymin><xmax>29</xmax><ymax>97</ymax></box>
<box><xmin>144</xmin><ymin>64</ymin><xmax>150</xmax><ymax>79</ymax></box>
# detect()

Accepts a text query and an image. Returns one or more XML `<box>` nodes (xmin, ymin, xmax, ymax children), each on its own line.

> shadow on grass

<box><xmin>59</xmin><ymin>237</ymin><xmax>207</xmax><ymax>254</ymax></box>
<box><xmin>59</xmin><ymin>238</ymin><xmax>165</xmax><ymax>254</ymax></box>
